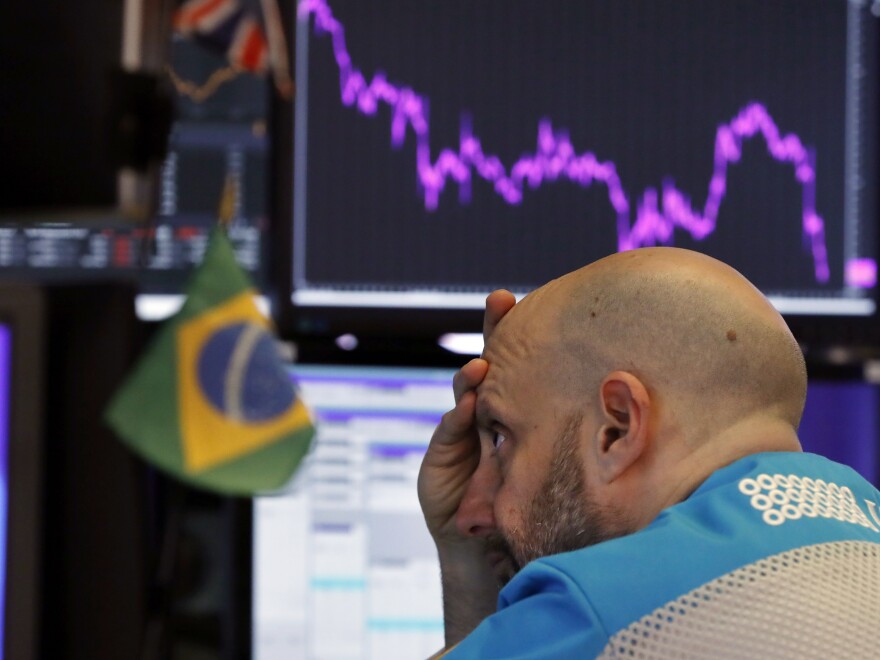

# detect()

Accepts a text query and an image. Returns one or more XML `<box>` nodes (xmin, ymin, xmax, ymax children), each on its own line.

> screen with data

<box><xmin>290</xmin><ymin>0</ymin><xmax>879</xmax><ymax>323</ymax></box>
<box><xmin>251</xmin><ymin>364</ymin><xmax>454</xmax><ymax>660</ymax></box>
<box><xmin>0</xmin><ymin>37</ymin><xmax>271</xmax><ymax>319</ymax></box>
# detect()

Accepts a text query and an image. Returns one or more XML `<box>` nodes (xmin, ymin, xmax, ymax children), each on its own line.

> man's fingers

<box><xmin>483</xmin><ymin>289</ymin><xmax>517</xmax><ymax>341</ymax></box>
<box><xmin>452</xmin><ymin>358</ymin><xmax>489</xmax><ymax>404</ymax></box>
<box><xmin>432</xmin><ymin>390</ymin><xmax>478</xmax><ymax>447</ymax></box>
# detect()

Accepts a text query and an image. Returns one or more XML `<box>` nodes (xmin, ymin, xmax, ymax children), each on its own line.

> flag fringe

<box><xmin>166</xmin><ymin>63</ymin><xmax>243</xmax><ymax>103</ymax></box>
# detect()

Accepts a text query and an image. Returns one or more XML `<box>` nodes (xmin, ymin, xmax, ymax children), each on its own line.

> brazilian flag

<box><xmin>105</xmin><ymin>227</ymin><xmax>314</xmax><ymax>495</ymax></box>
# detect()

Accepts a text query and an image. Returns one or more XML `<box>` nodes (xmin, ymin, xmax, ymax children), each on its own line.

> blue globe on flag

<box><xmin>105</xmin><ymin>226</ymin><xmax>314</xmax><ymax>494</ymax></box>
<box><xmin>197</xmin><ymin>322</ymin><xmax>295</xmax><ymax>423</ymax></box>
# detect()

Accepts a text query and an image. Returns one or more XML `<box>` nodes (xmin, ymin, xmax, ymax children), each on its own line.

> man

<box><xmin>418</xmin><ymin>247</ymin><xmax>880</xmax><ymax>658</ymax></box>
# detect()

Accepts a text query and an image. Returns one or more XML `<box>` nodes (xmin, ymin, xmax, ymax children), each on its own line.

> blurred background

<box><xmin>0</xmin><ymin>1</ymin><xmax>879</xmax><ymax>658</ymax></box>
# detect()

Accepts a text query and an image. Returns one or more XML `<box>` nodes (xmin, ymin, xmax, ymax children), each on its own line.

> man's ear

<box><xmin>593</xmin><ymin>371</ymin><xmax>651</xmax><ymax>483</ymax></box>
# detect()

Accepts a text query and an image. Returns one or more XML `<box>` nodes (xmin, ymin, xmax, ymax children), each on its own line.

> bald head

<box><xmin>495</xmin><ymin>247</ymin><xmax>807</xmax><ymax>445</ymax></box>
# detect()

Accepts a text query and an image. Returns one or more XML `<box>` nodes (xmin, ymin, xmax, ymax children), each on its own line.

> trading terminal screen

<box><xmin>291</xmin><ymin>0</ymin><xmax>878</xmax><ymax>317</ymax></box>
<box><xmin>252</xmin><ymin>365</ymin><xmax>453</xmax><ymax>660</ymax></box>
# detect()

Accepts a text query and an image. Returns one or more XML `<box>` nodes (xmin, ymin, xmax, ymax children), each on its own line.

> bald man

<box><xmin>418</xmin><ymin>248</ymin><xmax>880</xmax><ymax>658</ymax></box>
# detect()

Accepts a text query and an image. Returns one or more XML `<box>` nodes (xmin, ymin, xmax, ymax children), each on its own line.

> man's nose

<box><xmin>455</xmin><ymin>454</ymin><xmax>500</xmax><ymax>537</ymax></box>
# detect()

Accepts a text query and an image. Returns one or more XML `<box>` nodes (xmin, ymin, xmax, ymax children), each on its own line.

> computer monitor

<box><xmin>0</xmin><ymin>283</ymin><xmax>44</xmax><ymax>660</ymax></box>
<box><xmin>279</xmin><ymin>0</ymin><xmax>879</xmax><ymax>349</ymax></box>
<box><xmin>251</xmin><ymin>363</ymin><xmax>454</xmax><ymax>660</ymax></box>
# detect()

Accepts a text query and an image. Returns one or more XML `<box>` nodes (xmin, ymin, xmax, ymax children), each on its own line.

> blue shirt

<box><xmin>447</xmin><ymin>452</ymin><xmax>880</xmax><ymax>658</ymax></box>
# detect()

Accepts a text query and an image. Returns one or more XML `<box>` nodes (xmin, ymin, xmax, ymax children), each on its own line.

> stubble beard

<box><xmin>491</xmin><ymin>415</ymin><xmax>618</xmax><ymax>586</ymax></box>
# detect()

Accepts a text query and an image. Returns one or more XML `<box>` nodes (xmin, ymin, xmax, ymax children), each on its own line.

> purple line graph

<box><xmin>298</xmin><ymin>0</ymin><xmax>876</xmax><ymax>288</ymax></box>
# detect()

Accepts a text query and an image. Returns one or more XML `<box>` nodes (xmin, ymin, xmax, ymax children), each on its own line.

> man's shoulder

<box><xmin>450</xmin><ymin>453</ymin><xmax>880</xmax><ymax>659</ymax></box>
<box><xmin>536</xmin><ymin>451</ymin><xmax>880</xmax><ymax>581</ymax></box>
<box><xmin>518</xmin><ymin>451</ymin><xmax>880</xmax><ymax>637</ymax></box>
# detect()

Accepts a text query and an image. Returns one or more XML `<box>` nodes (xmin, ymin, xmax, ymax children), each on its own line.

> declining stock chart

<box><xmin>291</xmin><ymin>0</ymin><xmax>879</xmax><ymax>317</ymax></box>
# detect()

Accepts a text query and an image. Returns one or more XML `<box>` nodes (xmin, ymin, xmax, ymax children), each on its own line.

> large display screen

<box><xmin>288</xmin><ymin>0</ymin><xmax>879</xmax><ymax>335</ymax></box>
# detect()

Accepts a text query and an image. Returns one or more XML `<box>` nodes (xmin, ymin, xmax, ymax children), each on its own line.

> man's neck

<box><xmin>633</xmin><ymin>416</ymin><xmax>802</xmax><ymax>530</ymax></box>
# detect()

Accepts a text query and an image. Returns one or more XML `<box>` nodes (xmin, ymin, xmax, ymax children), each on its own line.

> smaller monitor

<box><xmin>0</xmin><ymin>323</ymin><xmax>10</xmax><ymax>655</ymax></box>
<box><xmin>251</xmin><ymin>363</ymin><xmax>454</xmax><ymax>660</ymax></box>
<box><xmin>0</xmin><ymin>283</ymin><xmax>45</xmax><ymax>660</ymax></box>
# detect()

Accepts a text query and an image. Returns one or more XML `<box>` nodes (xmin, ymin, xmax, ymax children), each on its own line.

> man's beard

<box><xmin>489</xmin><ymin>415</ymin><xmax>618</xmax><ymax>586</ymax></box>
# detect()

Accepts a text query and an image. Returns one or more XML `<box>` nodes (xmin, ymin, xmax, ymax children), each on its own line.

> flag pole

<box><xmin>260</xmin><ymin>0</ymin><xmax>295</xmax><ymax>99</ymax></box>
<box><xmin>217</xmin><ymin>172</ymin><xmax>239</xmax><ymax>238</ymax></box>
<box><xmin>139</xmin><ymin>479</ymin><xmax>188</xmax><ymax>660</ymax></box>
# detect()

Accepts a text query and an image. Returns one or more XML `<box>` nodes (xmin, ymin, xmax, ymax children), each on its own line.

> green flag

<box><xmin>105</xmin><ymin>226</ymin><xmax>314</xmax><ymax>495</ymax></box>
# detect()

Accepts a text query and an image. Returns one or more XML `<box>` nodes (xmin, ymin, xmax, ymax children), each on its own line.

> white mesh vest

<box><xmin>599</xmin><ymin>540</ymin><xmax>880</xmax><ymax>658</ymax></box>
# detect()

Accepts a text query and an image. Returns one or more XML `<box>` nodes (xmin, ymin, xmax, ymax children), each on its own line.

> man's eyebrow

<box><xmin>474</xmin><ymin>395</ymin><xmax>494</xmax><ymax>428</ymax></box>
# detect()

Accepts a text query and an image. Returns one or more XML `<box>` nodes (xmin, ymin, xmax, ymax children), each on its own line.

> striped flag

<box><xmin>173</xmin><ymin>0</ymin><xmax>269</xmax><ymax>73</ymax></box>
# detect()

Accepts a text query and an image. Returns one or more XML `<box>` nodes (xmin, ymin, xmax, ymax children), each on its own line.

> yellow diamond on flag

<box><xmin>176</xmin><ymin>291</ymin><xmax>311</xmax><ymax>474</ymax></box>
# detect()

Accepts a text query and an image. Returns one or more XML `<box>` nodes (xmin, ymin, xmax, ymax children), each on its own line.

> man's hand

<box><xmin>418</xmin><ymin>358</ymin><xmax>488</xmax><ymax>541</ymax></box>
<box><xmin>418</xmin><ymin>289</ymin><xmax>516</xmax><ymax>541</ymax></box>
<box><xmin>418</xmin><ymin>290</ymin><xmax>516</xmax><ymax>650</ymax></box>
<box><xmin>482</xmin><ymin>289</ymin><xmax>517</xmax><ymax>342</ymax></box>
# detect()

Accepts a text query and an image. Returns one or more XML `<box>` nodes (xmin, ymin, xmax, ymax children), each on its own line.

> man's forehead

<box><xmin>482</xmin><ymin>290</ymin><xmax>559</xmax><ymax>360</ymax></box>
<box><xmin>481</xmin><ymin>319</ymin><xmax>527</xmax><ymax>362</ymax></box>
<box><xmin>475</xmin><ymin>332</ymin><xmax>518</xmax><ymax>419</ymax></box>
<box><xmin>478</xmin><ymin>320</ymin><xmax>549</xmax><ymax>407</ymax></box>
<box><xmin>473</xmin><ymin>390</ymin><xmax>497</xmax><ymax>426</ymax></box>
<box><xmin>475</xmin><ymin>363</ymin><xmax>528</xmax><ymax>430</ymax></box>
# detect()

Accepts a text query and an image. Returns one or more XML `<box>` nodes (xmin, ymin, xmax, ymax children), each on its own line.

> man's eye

<box><xmin>492</xmin><ymin>431</ymin><xmax>507</xmax><ymax>449</ymax></box>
